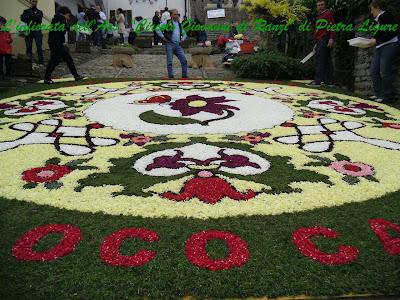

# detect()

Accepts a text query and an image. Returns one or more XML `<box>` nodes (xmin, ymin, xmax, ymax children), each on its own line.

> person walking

<box><xmin>116</xmin><ymin>8</ymin><xmax>126</xmax><ymax>44</ymax></box>
<box><xmin>152</xmin><ymin>11</ymin><xmax>161</xmax><ymax>46</ymax></box>
<box><xmin>307</xmin><ymin>0</ymin><xmax>336</xmax><ymax>87</ymax></box>
<box><xmin>0</xmin><ymin>16</ymin><xmax>12</xmax><ymax>79</ymax></box>
<box><xmin>44</xmin><ymin>6</ymin><xmax>84</xmax><ymax>84</ymax></box>
<box><xmin>156</xmin><ymin>9</ymin><xmax>188</xmax><ymax>79</ymax></box>
<box><xmin>368</xmin><ymin>0</ymin><xmax>400</xmax><ymax>103</ymax></box>
<box><xmin>21</xmin><ymin>0</ymin><xmax>44</xmax><ymax>65</ymax></box>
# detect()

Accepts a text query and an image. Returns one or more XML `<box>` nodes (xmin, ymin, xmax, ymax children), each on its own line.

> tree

<box><xmin>241</xmin><ymin>0</ymin><xmax>309</xmax><ymax>23</ymax></box>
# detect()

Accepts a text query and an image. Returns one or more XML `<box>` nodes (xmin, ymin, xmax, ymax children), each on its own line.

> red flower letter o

<box><xmin>369</xmin><ymin>219</ymin><xmax>400</xmax><ymax>255</ymax></box>
<box><xmin>12</xmin><ymin>224</ymin><xmax>82</xmax><ymax>261</ymax></box>
<box><xmin>292</xmin><ymin>226</ymin><xmax>359</xmax><ymax>265</ymax></box>
<box><xmin>185</xmin><ymin>230</ymin><xmax>250</xmax><ymax>271</ymax></box>
<box><xmin>99</xmin><ymin>228</ymin><xmax>159</xmax><ymax>267</ymax></box>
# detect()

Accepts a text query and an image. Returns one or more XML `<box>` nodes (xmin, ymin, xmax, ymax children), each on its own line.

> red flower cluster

<box><xmin>241</xmin><ymin>132</ymin><xmax>271</xmax><ymax>145</ymax></box>
<box><xmin>162</xmin><ymin>176</ymin><xmax>257</xmax><ymax>204</ymax></box>
<box><xmin>99</xmin><ymin>228</ymin><xmax>160</xmax><ymax>267</ymax></box>
<box><xmin>12</xmin><ymin>224</ymin><xmax>82</xmax><ymax>261</ymax></box>
<box><xmin>382</xmin><ymin>122</ymin><xmax>400</xmax><ymax>130</ymax></box>
<box><xmin>185</xmin><ymin>230</ymin><xmax>249</xmax><ymax>271</ymax></box>
<box><xmin>292</xmin><ymin>226</ymin><xmax>359</xmax><ymax>265</ymax></box>
<box><xmin>369</xmin><ymin>219</ymin><xmax>400</xmax><ymax>255</ymax></box>
<box><xmin>22</xmin><ymin>165</ymin><xmax>72</xmax><ymax>183</ymax></box>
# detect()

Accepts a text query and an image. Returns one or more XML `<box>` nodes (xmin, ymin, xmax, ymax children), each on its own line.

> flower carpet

<box><xmin>0</xmin><ymin>79</ymin><xmax>399</xmax><ymax>299</ymax></box>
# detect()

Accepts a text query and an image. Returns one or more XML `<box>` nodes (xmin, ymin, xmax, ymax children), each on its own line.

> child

<box><xmin>0</xmin><ymin>16</ymin><xmax>12</xmax><ymax>78</ymax></box>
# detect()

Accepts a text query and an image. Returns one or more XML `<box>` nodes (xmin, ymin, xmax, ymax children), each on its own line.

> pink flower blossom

<box><xmin>329</xmin><ymin>161</ymin><xmax>375</xmax><ymax>177</ymax></box>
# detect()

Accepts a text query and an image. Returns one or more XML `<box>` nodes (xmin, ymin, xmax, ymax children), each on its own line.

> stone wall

<box><xmin>353</xmin><ymin>15</ymin><xmax>400</xmax><ymax>97</ymax></box>
<box><xmin>189</xmin><ymin>0</ymin><xmax>260</xmax><ymax>42</ymax></box>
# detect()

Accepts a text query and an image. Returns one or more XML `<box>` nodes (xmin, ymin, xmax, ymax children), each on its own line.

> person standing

<box><xmin>96</xmin><ymin>5</ymin><xmax>107</xmax><ymax>46</ymax></box>
<box><xmin>368</xmin><ymin>0</ymin><xmax>400</xmax><ymax>103</ymax></box>
<box><xmin>44</xmin><ymin>6</ymin><xmax>84</xmax><ymax>84</ymax></box>
<box><xmin>307</xmin><ymin>0</ymin><xmax>336</xmax><ymax>87</ymax></box>
<box><xmin>116</xmin><ymin>8</ymin><xmax>126</xmax><ymax>44</ymax></box>
<box><xmin>0</xmin><ymin>16</ymin><xmax>12</xmax><ymax>79</ymax></box>
<box><xmin>21</xmin><ymin>0</ymin><xmax>44</xmax><ymax>65</ymax></box>
<box><xmin>161</xmin><ymin>7</ymin><xmax>170</xmax><ymax>23</ymax></box>
<box><xmin>152</xmin><ymin>11</ymin><xmax>161</xmax><ymax>46</ymax></box>
<box><xmin>76</xmin><ymin>6</ymin><xmax>86</xmax><ymax>41</ymax></box>
<box><xmin>156</xmin><ymin>9</ymin><xmax>188</xmax><ymax>79</ymax></box>
<box><xmin>85</xmin><ymin>5</ymin><xmax>100</xmax><ymax>46</ymax></box>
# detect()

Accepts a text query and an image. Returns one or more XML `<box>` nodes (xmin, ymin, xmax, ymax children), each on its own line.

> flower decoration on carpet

<box><xmin>22</xmin><ymin>157</ymin><xmax>97</xmax><ymax>190</ymax></box>
<box><xmin>53</xmin><ymin>111</ymin><xmax>78</xmax><ymax>120</ymax></box>
<box><xmin>0</xmin><ymin>103</ymin><xmax>18</xmax><ymax>110</ymax></box>
<box><xmin>169</xmin><ymin>95</ymin><xmax>239</xmax><ymax>125</ymax></box>
<box><xmin>42</xmin><ymin>92</ymin><xmax>66</xmax><ymax>97</ymax></box>
<box><xmin>136</xmin><ymin>143</ymin><xmax>267</xmax><ymax>204</ymax></box>
<box><xmin>185</xmin><ymin>230</ymin><xmax>250</xmax><ymax>271</ymax></box>
<box><xmin>2</xmin><ymin>99</ymin><xmax>67</xmax><ymax>116</ymax></box>
<box><xmin>292</xmin><ymin>226</ymin><xmax>359</xmax><ymax>265</ymax></box>
<box><xmin>12</xmin><ymin>224</ymin><xmax>82</xmax><ymax>262</ymax></box>
<box><xmin>225</xmin><ymin>132</ymin><xmax>271</xmax><ymax>145</ymax></box>
<box><xmin>299</xmin><ymin>109</ymin><xmax>326</xmax><ymax>119</ymax></box>
<box><xmin>79</xmin><ymin>96</ymin><xmax>104</xmax><ymax>102</ymax></box>
<box><xmin>76</xmin><ymin>138</ymin><xmax>330</xmax><ymax>204</ymax></box>
<box><xmin>157</xmin><ymin>81</ymin><xmax>219</xmax><ymax>90</ymax></box>
<box><xmin>305</xmin><ymin>153</ymin><xmax>378</xmax><ymax>185</ymax></box>
<box><xmin>119</xmin><ymin>133</ymin><xmax>170</xmax><ymax>146</ymax></box>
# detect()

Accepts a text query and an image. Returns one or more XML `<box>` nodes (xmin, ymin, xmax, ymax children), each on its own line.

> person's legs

<box><xmin>166</xmin><ymin>42</ymin><xmax>174</xmax><ymax>78</ymax></box>
<box><xmin>119</xmin><ymin>33</ymin><xmax>124</xmax><ymax>43</ymax></box>
<box><xmin>60</xmin><ymin>46</ymin><xmax>79</xmax><ymax>77</ymax></box>
<box><xmin>370</xmin><ymin>48</ymin><xmax>383</xmax><ymax>99</ymax></box>
<box><xmin>4</xmin><ymin>54</ymin><xmax>11</xmax><ymax>76</ymax></box>
<box><xmin>379</xmin><ymin>42</ymin><xmax>400</xmax><ymax>102</ymax></box>
<box><xmin>154</xmin><ymin>31</ymin><xmax>159</xmax><ymax>45</ymax></box>
<box><xmin>324</xmin><ymin>46</ymin><xmax>334</xmax><ymax>84</ymax></box>
<box><xmin>314</xmin><ymin>39</ymin><xmax>329</xmax><ymax>84</ymax></box>
<box><xmin>44</xmin><ymin>46</ymin><xmax>62</xmax><ymax>80</ymax></box>
<box><xmin>0</xmin><ymin>55</ymin><xmax>4</xmax><ymax>76</ymax></box>
<box><xmin>25</xmin><ymin>34</ymin><xmax>34</xmax><ymax>60</ymax></box>
<box><xmin>33</xmin><ymin>31</ymin><xmax>44</xmax><ymax>64</ymax></box>
<box><xmin>173</xmin><ymin>43</ymin><xmax>188</xmax><ymax>78</ymax></box>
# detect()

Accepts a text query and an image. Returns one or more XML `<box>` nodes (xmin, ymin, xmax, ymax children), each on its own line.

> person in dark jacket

<box><xmin>152</xmin><ymin>11</ymin><xmax>161</xmax><ymax>45</ymax></box>
<box><xmin>307</xmin><ymin>0</ymin><xmax>336</xmax><ymax>87</ymax></box>
<box><xmin>21</xmin><ymin>0</ymin><xmax>44</xmax><ymax>64</ymax></box>
<box><xmin>0</xmin><ymin>16</ymin><xmax>13</xmax><ymax>78</ymax></box>
<box><xmin>85</xmin><ymin>5</ymin><xmax>100</xmax><ymax>46</ymax></box>
<box><xmin>44</xmin><ymin>7</ymin><xmax>84</xmax><ymax>84</ymax></box>
<box><xmin>368</xmin><ymin>0</ymin><xmax>400</xmax><ymax>103</ymax></box>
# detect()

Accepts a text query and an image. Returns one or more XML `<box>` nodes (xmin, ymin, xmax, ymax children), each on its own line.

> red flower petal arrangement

<box><xmin>22</xmin><ymin>157</ymin><xmax>97</xmax><ymax>190</ymax></box>
<box><xmin>12</xmin><ymin>224</ymin><xmax>82</xmax><ymax>261</ymax></box>
<box><xmin>185</xmin><ymin>230</ymin><xmax>250</xmax><ymax>271</ymax></box>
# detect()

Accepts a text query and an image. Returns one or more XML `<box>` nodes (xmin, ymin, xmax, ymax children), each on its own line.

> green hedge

<box><xmin>232</xmin><ymin>51</ymin><xmax>314</xmax><ymax>80</ymax></box>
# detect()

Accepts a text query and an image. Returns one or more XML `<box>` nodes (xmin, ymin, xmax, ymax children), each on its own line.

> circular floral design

<box><xmin>0</xmin><ymin>80</ymin><xmax>399</xmax><ymax>219</ymax></box>
<box><xmin>22</xmin><ymin>165</ymin><xmax>73</xmax><ymax>183</ymax></box>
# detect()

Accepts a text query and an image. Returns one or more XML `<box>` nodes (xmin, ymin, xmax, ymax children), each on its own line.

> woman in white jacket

<box><xmin>116</xmin><ymin>8</ymin><xmax>126</xmax><ymax>43</ymax></box>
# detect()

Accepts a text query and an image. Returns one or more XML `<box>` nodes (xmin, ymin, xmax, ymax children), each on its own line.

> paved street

<box><xmin>50</xmin><ymin>45</ymin><xmax>236</xmax><ymax>80</ymax></box>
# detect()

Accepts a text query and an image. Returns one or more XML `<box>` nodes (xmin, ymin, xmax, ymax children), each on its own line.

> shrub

<box><xmin>232</xmin><ymin>51</ymin><xmax>314</xmax><ymax>80</ymax></box>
